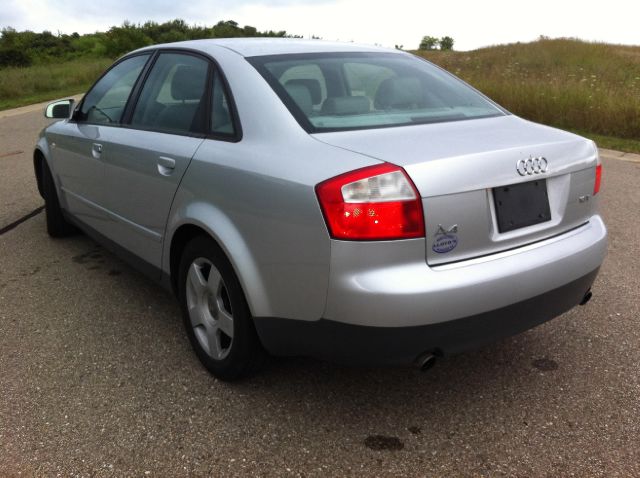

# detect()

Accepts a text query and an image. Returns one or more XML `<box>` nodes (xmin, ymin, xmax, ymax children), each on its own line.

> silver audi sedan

<box><xmin>35</xmin><ymin>39</ymin><xmax>607</xmax><ymax>380</ymax></box>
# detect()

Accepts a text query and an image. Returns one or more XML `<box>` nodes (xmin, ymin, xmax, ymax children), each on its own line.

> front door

<box><xmin>51</xmin><ymin>53</ymin><xmax>150</xmax><ymax>234</ymax></box>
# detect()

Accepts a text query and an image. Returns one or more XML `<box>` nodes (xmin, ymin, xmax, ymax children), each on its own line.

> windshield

<box><xmin>248</xmin><ymin>52</ymin><xmax>505</xmax><ymax>133</ymax></box>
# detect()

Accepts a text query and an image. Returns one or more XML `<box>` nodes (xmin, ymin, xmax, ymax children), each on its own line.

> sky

<box><xmin>1</xmin><ymin>0</ymin><xmax>639</xmax><ymax>51</ymax></box>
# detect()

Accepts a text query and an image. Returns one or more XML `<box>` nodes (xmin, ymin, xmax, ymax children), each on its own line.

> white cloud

<box><xmin>228</xmin><ymin>0</ymin><xmax>640</xmax><ymax>50</ymax></box>
<box><xmin>1</xmin><ymin>0</ymin><xmax>638</xmax><ymax>50</ymax></box>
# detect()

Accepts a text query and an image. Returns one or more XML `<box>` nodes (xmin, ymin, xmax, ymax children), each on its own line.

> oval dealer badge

<box><xmin>432</xmin><ymin>234</ymin><xmax>458</xmax><ymax>254</ymax></box>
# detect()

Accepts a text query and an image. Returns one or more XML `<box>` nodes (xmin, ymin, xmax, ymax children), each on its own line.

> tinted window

<box><xmin>211</xmin><ymin>74</ymin><xmax>236</xmax><ymax>136</ymax></box>
<box><xmin>79</xmin><ymin>54</ymin><xmax>149</xmax><ymax>124</ymax></box>
<box><xmin>249</xmin><ymin>53</ymin><xmax>504</xmax><ymax>132</ymax></box>
<box><xmin>343</xmin><ymin>62</ymin><xmax>394</xmax><ymax>99</ymax></box>
<box><xmin>131</xmin><ymin>53</ymin><xmax>209</xmax><ymax>134</ymax></box>
<box><xmin>279</xmin><ymin>63</ymin><xmax>327</xmax><ymax>112</ymax></box>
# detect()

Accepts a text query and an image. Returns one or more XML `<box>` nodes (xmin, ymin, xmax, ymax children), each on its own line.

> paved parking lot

<box><xmin>1</xmin><ymin>107</ymin><xmax>639</xmax><ymax>476</ymax></box>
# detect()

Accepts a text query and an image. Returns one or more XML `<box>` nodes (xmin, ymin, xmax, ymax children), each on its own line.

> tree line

<box><xmin>419</xmin><ymin>36</ymin><xmax>454</xmax><ymax>51</ymax></box>
<box><xmin>0</xmin><ymin>19</ymin><xmax>296</xmax><ymax>68</ymax></box>
<box><xmin>0</xmin><ymin>20</ymin><xmax>456</xmax><ymax>69</ymax></box>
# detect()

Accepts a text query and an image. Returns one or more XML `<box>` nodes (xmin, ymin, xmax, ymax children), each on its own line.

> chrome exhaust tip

<box><xmin>415</xmin><ymin>352</ymin><xmax>437</xmax><ymax>372</ymax></box>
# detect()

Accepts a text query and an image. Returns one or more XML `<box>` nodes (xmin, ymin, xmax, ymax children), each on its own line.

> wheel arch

<box><xmin>33</xmin><ymin>148</ymin><xmax>46</xmax><ymax>198</ymax></box>
<box><xmin>33</xmin><ymin>134</ymin><xmax>54</xmax><ymax>198</ymax></box>
<box><xmin>166</xmin><ymin>209</ymin><xmax>271</xmax><ymax>318</ymax></box>
<box><xmin>169</xmin><ymin>224</ymin><xmax>209</xmax><ymax>296</ymax></box>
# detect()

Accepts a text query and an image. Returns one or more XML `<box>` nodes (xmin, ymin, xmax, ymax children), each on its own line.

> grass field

<box><xmin>0</xmin><ymin>58</ymin><xmax>112</xmax><ymax>110</ymax></box>
<box><xmin>416</xmin><ymin>38</ymin><xmax>640</xmax><ymax>151</ymax></box>
<box><xmin>0</xmin><ymin>38</ymin><xmax>638</xmax><ymax>152</ymax></box>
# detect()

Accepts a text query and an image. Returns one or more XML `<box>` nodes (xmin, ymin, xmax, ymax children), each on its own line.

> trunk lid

<box><xmin>313</xmin><ymin>115</ymin><xmax>599</xmax><ymax>265</ymax></box>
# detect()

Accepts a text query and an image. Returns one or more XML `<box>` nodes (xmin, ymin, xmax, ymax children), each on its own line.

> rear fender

<box><xmin>163</xmin><ymin>200</ymin><xmax>271</xmax><ymax>318</ymax></box>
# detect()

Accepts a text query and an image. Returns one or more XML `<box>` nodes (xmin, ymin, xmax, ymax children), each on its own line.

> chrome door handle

<box><xmin>158</xmin><ymin>156</ymin><xmax>176</xmax><ymax>169</ymax></box>
<box><xmin>91</xmin><ymin>143</ymin><xmax>103</xmax><ymax>158</ymax></box>
<box><xmin>157</xmin><ymin>156</ymin><xmax>176</xmax><ymax>175</ymax></box>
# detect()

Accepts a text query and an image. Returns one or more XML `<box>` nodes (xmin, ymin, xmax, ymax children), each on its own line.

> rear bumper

<box><xmin>324</xmin><ymin>215</ymin><xmax>607</xmax><ymax>328</ymax></box>
<box><xmin>255</xmin><ymin>268</ymin><xmax>599</xmax><ymax>365</ymax></box>
<box><xmin>255</xmin><ymin>215</ymin><xmax>607</xmax><ymax>365</ymax></box>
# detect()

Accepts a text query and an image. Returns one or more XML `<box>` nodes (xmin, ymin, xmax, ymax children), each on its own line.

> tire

<box><xmin>178</xmin><ymin>235</ymin><xmax>264</xmax><ymax>381</ymax></box>
<box><xmin>42</xmin><ymin>160</ymin><xmax>76</xmax><ymax>237</ymax></box>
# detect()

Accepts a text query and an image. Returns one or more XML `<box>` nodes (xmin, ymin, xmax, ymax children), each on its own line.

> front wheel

<box><xmin>178</xmin><ymin>236</ymin><xmax>264</xmax><ymax>381</ymax></box>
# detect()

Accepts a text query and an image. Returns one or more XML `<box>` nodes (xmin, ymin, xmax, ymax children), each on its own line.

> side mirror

<box><xmin>45</xmin><ymin>99</ymin><xmax>75</xmax><ymax>119</ymax></box>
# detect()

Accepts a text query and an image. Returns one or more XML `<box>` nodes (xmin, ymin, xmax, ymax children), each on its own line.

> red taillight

<box><xmin>315</xmin><ymin>163</ymin><xmax>425</xmax><ymax>240</ymax></box>
<box><xmin>594</xmin><ymin>163</ymin><xmax>602</xmax><ymax>195</ymax></box>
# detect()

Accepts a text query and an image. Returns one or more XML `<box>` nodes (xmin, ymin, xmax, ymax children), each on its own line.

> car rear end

<box><xmin>244</xmin><ymin>46</ymin><xmax>608</xmax><ymax>366</ymax></box>
<box><xmin>253</xmin><ymin>124</ymin><xmax>606</xmax><ymax>366</ymax></box>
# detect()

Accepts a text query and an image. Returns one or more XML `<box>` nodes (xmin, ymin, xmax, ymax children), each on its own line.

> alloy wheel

<box><xmin>185</xmin><ymin>257</ymin><xmax>234</xmax><ymax>360</ymax></box>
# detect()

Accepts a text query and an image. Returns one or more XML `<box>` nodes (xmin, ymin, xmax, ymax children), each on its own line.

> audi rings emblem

<box><xmin>516</xmin><ymin>156</ymin><xmax>548</xmax><ymax>176</ymax></box>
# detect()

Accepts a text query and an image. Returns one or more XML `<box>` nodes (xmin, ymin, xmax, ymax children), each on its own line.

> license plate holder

<box><xmin>493</xmin><ymin>179</ymin><xmax>551</xmax><ymax>233</ymax></box>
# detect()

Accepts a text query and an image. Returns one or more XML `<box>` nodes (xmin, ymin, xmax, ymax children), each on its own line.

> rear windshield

<box><xmin>247</xmin><ymin>52</ymin><xmax>505</xmax><ymax>133</ymax></box>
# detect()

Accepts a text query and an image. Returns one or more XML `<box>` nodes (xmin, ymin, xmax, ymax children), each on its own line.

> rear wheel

<box><xmin>42</xmin><ymin>160</ymin><xmax>76</xmax><ymax>237</ymax></box>
<box><xmin>178</xmin><ymin>236</ymin><xmax>264</xmax><ymax>381</ymax></box>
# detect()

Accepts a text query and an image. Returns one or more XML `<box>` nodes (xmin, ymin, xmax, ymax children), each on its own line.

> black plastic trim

<box><xmin>254</xmin><ymin>268</ymin><xmax>600</xmax><ymax>366</ymax></box>
<box><xmin>120</xmin><ymin>50</ymin><xmax>159</xmax><ymax>125</ymax></box>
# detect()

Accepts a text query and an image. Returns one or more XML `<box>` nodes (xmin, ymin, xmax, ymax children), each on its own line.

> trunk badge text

<box><xmin>433</xmin><ymin>224</ymin><xmax>459</xmax><ymax>254</ymax></box>
<box><xmin>517</xmin><ymin>156</ymin><xmax>548</xmax><ymax>176</ymax></box>
<box><xmin>435</xmin><ymin>224</ymin><xmax>458</xmax><ymax>235</ymax></box>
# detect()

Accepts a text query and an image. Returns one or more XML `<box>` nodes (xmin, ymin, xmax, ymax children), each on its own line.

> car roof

<box><xmin>135</xmin><ymin>38</ymin><xmax>404</xmax><ymax>58</ymax></box>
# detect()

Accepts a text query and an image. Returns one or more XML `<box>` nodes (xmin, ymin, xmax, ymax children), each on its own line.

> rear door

<box><xmin>99</xmin><ymin>51</ymin><xmax>212</xmax><ymax>270</ymax></box>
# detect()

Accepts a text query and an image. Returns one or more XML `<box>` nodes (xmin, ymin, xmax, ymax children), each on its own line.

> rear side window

<box><xmin>211</xmin><ymin>73</ymin><xmax>236</xmax><ymax>137</ymax></box>
<box><xmin>131</xmin><ymin>53</ymin><xmax>210</xmax><ymax>134</ymax></box>
<box><xmin>78</xmin><ymin>54</ymin><xmax>149</xmax><ymax>124</ymax></box>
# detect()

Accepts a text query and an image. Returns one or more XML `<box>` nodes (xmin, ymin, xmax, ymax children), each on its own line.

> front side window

<box><xmin>248</xmin><ymin>53</ymin><xmax>505</xmax><ymax>132</ymax></box>
<box><xmin>131</xmin><ymin>53</ymin><xmax>210</xmax><ymax>134</ymax></box>
<box><xmin>78</xmin><ymin>54</ymin><xmax>149</xmax><ymax>124</ymax></box>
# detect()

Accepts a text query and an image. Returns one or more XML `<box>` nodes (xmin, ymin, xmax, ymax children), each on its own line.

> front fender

<box><xmin>34</xmin><ymin>134</ymin><xmax>52</xmax><ymax>198</ymax></box>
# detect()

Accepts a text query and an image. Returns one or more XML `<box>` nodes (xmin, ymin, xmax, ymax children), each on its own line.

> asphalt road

<box><xmin>1</xmin><ymin>107</ymin><xmax>639</xmax><ymax>477</ymax></box>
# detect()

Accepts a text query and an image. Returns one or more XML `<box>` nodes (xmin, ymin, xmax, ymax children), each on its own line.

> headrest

<box><xmin>284</xmin><ymin>83</ymin><xmax>313</xmax><ymax>116</ymax></box>
<box><xmin>171</xmin><ymin>65</ymin><xmax>206</xmax><ymax>101</ymax></box>
<box><xmin>321</xmin><ymin>96</ymin><xmax>370</xmax><ymax>116</ymax></box>
<box><xmin>285</xmin><ymin>79</ymin><xmax>322</xmax><ymax>105</ymax></box>
<box><xmin>374</xmin><ymin>77</ymin><xmax>425</xmax><ymax>110</ymax></box>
